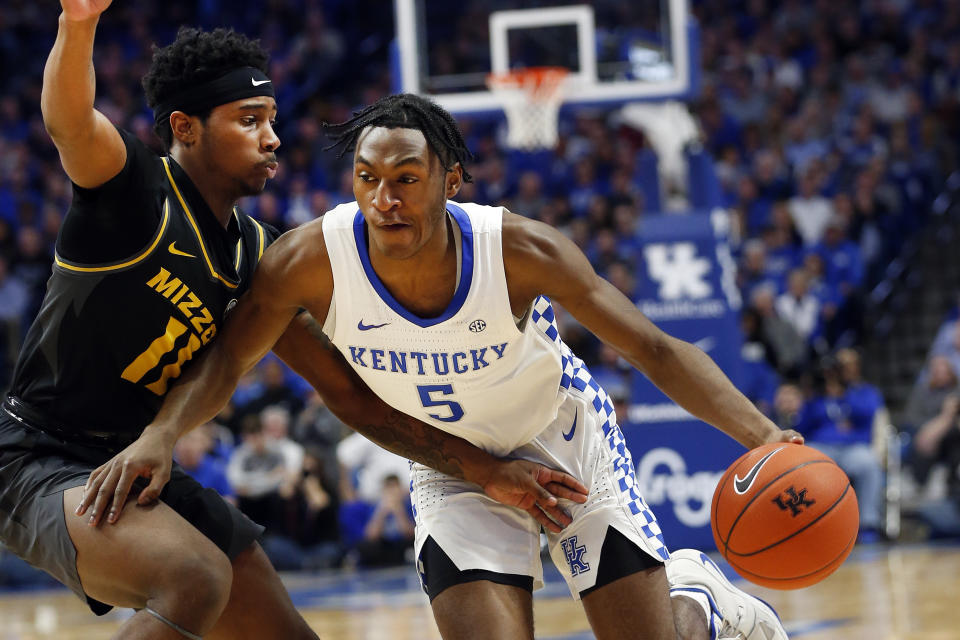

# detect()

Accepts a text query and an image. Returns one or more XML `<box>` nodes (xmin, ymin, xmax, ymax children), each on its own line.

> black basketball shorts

<box><xmin>0</xmin><ymin>410</ymin><xmax>263</xmax><ymax>615</ymax></box>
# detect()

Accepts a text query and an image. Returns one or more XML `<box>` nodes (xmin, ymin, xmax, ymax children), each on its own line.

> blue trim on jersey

<box><xmin>352</xmin><ymin>204</ymin><xmax>475</xmax><ymax>327</ymax></box>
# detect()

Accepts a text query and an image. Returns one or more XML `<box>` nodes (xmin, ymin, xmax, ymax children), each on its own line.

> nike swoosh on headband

<box><xmin>251</xmin><ymin>78</ymin><xmax>272</xmax><ymax>86</ymax></box>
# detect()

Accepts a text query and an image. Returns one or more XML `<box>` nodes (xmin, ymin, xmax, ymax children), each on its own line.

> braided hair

<box><xmin>324</xmin><ymin>94</ymin><xmax>474</xmax><ymax>182</ymax></box>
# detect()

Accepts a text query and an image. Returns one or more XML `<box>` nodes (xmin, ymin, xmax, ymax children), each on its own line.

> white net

<box><xmin>486</xmin><ymin>67</ymin><xmax>569</xmax><ymax>151</ymax></box>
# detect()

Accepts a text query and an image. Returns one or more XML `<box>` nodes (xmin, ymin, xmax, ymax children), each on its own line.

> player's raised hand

<box><xmin>481</xmin><ymin>459</ymin><xmax>588</xmax><ymax>533</ymax></box>
<box><xmin>60</xmin><ymin>0</ymin><xmax>113</xmax><ymax>22</ymax></box>
<box><xmin>75</xmin><ymin>426</ymin><xmax>175</xmax><ymax>527</ymax></box>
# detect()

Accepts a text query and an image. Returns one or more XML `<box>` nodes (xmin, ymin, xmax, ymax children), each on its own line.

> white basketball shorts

<box><xmin>410</xmin><ymin>373</ymin><xmax>671</xmax><ymax>599</ymax></box>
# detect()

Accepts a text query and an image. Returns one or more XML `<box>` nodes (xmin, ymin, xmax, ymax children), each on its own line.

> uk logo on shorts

<box><xmin>561</xmin><ymin>536</ymin><xmax>590</xmax><ymax>576</ymax></box>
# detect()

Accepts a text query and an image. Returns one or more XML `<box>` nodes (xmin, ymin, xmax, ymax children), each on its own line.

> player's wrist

<box><xmin>141</xmin><ymin>422</ymin><xmax>179</xmax><ymax>449</ymax></box>
<box><xmin>59</xmin><ymin>11</ymin><xmax>101</xmax><ymax>27</ymax></box>
<box><xmin>462</xmin><ymin>453</ymin><xmax>496</xmax><ymax>490</ymax></box>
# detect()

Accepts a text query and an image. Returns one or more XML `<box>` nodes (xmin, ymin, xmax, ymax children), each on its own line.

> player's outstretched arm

<box><xmin>271</xmin><ymin>313</ymin><xmax>588</xmax><ymax>533</ymax></box>
<box><xmin>502</xmin><ymin>212</ymin><xmax>803</xmax><ymax>451</ymax></box>
<box><xmin>42</xmin><ymin>1</ymin><xmax>125</xmax><ymax>188</ymax></box>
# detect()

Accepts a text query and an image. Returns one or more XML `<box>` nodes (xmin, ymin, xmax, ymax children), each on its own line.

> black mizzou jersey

<box><xmin>9</xmin><ymin>135</ymin><xmax>277</xmax><ymax>447</ymax></box>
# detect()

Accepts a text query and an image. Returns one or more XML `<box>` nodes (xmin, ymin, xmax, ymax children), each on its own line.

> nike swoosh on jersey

<box><xmin>168</xmin><ymin>241</ymin><xmax>196</xmax><ymax>258</ymax></box>
<box><xmin>251</xmin><ymin>78</ymin><xmax>272</xmax><ymax>86</ymax></box>
<box><xmin>357</xmin><ymin>319</ymin><xmax>391</xmax><ymax>331</ymax></box>
<box><xmin>733</xmin><ymin>446</ymin><xmax>785</xmax><ymax>495</ymax></box>
<box><xmin>562</xmin><ymin>409</ymin><xmax>577</xmax><ymax>441</ymax></box>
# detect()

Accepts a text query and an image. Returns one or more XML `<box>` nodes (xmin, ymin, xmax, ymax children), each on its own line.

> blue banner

<box><xmin>624</xmin><ymin>210</ymin><xmax>748</xmax><ymax>550</ymax></box>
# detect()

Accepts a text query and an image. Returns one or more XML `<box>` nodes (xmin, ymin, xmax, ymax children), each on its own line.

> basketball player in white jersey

<box><xmin>91</xmin><ymin>94</ymin><xmax>803</xmax><ymax>639</ymax></box>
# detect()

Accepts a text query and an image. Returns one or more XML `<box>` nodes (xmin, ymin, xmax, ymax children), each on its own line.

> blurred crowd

<box><xmin>4</xmin><ymin>0</ymin><xmax>960</xmax><ymax>581</ymax></box>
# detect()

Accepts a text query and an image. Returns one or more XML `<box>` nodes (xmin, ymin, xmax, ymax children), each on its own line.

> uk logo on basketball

<box><xmin>772</xmin><ymin>486</ymin><xmax>815</xmax><ymax>517</ymax></box>
<box><xmin>561</xmin><ymin>536</ymin><xmax>590</xmax><ymax>576</ymax></box>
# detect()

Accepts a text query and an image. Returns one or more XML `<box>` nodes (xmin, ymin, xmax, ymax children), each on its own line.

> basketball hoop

<box><xmin>486</xmin><ymin>66</ymin><xmax>569</xmax><ymax>151</ymax></box>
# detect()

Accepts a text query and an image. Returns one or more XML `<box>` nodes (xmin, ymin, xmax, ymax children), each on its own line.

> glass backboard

<box><xmin>393</xmin><ymin>0</ymin><xmax>698</xmax><ymax>114</ymax></box>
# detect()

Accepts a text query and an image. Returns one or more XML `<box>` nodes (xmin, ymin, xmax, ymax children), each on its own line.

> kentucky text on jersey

<box><xmin>347</xmin><ymin>342</ymin><xmax>508</xmax><ymax>375</ymax></box>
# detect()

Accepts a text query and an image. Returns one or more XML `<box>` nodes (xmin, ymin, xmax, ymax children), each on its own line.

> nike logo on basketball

<box><xmin>357</xmin><ymin>319</ymin><xmax>390</xmax><ymax>331</ymax></box>
<box><xmin>251</xmin><ymin>78</ymin><xmax>272</xmax><ymax>86</ymax></box>
<box><xmin>562</xmin><ymin>409</ymin><xmax>577</xmax><ymax>441</ymax></box>
<box><xmin>734</xmin><ymin>446</ymin><xmax>785</xmax><ymax>495</ymax></box>
<box><xmin>168</xmin><ymin>242</ymin><xmax>196</xmax><ymax>258</ymax></box>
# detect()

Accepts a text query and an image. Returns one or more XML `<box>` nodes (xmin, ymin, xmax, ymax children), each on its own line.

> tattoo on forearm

<box><xmin>359</xmin><ymin>410</ymin><xmax>468</xmax><ymax>480</ymax></box>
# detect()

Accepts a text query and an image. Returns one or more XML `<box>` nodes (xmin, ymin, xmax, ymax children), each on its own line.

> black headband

<box><xmin>153</xmin><ymin>66</ymin><xmax>275</xmax><ymax>127</ymax></box>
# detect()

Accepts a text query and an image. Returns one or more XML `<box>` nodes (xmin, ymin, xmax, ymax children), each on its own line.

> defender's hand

<box><xmin>75</xmin><ymin>426</ymin><xmax>175</xmax><ymax>527</ymax></box>
<box><xmin>481</xmin><ymin>460</ymin><xmax>588</xmax><ymax>533</ymax></box>
<box><xmin>61</xmin><ymin>0</ymin><xmax>113</xmax><ymax>22</ymax></box>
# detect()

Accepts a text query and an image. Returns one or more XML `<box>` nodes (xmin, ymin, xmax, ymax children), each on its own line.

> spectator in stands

<box><xmin>902</xmin><ymin>355</ymin><xmax>960</xmax><ymax>491</ymax></box>
<box><xmin>240</xmin><ymin>356</ymin><xmax>306</xmax><ymax>418</ymax></box>
<box><xmin>336</xmin><ymin>432</ymin><xmax>411</xmax><ymax>554</ymax></box>
<box><xmin>738</xmin><ymin>238</ymin><xmax>778</xmax><ymax>303</ymax></box>
<box><xmin>589</xmin><ymin>344</ymin><xmax>632</xmax><ymax>397</ymax></box>
<box><xmin>260</xmin><ymin>405</ymin><xmax>305</xmax><ymax>502</ymax></box>
<box><xmin>772</xmin><ymin>381</ymin><xmax>805</xmax><ymax>434</ymax></box>
<box><xmin>797</xmin><ymin>361</ymin><xmax>884</xmax><ymax>541</ymax></box>
<box><xmin>508</xmin><ymin>171</ymin><xmax>547</xmax><ymax>220</ymax></box>
<box><xmin>904</xmin><ymin>355</ymin><xmax>960</xmax><ymax>435</ymax></box>
<box><xmin>763</xmin><ymin>201</ymin><xmax>803</xmax><ymax>282</ymax></box>
<box><xmin>740</xmin><ymin>320</ymin><xmax>781</xmax><ymax>418</ymax></box>
<box><xmin>604</xmin><ymin>259</ymin><xmax>636</xmax><ymax>299</ymax></box>
<box><xmin>789</xmin><ymin>167</ymin><xmax>835</xmax><ymax>247</ymax></box>
<box><xmin>928</xmin><ymin>319</ymin><xmax>960</xmax><ymax>378</ymax></box>
<box><xmin>273</xmin><ymin>447</ymin><xmax>342</xmax><ymax>571</ymax></box>
<box><xmin>775</xmin><ymin>268</ymin><xmax>822</xmax><ymax>345</ymax></box>
<box><xmin>908</xmin><ymin>389</ymin><xmax>960</xmax><ymax>538</ymax></box>
<box><xmin>227</xmin><ymin>415</ymin><xmax>288</xmax><ymax>532</ymax></box>
<box><xmin>814</xmin><ymin>216</ymin><xmax>865</xmax><ymax>297</ymax></box>
<box><xmin>292</xmin><ymin>391</ymin><xmax>348</xmax><ymax>470</ymax></box>
<box><xmin>748</xmin><ymin>284</ymin><xmax>807</xmax><ymax>376</ymax></box>
<box><xmin>349</xmin><ymin>474</ymin><xmax>415</xmax><ymax>568</ymax></box>
<box><xmin>173</xmin><ymin>425</ymin><xmax>234</xmax><ymax>501</ymax></box>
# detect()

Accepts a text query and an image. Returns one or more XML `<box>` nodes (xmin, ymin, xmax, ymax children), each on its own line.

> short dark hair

<box><xmin>142</xmin><ymin>27</ymin><xmax>269</xmax><ymax>151</ymax></box>
<box><xmin>323</xmin><ymin>93</ymin><xmax>473</xmax><ymax>182</ymax></box>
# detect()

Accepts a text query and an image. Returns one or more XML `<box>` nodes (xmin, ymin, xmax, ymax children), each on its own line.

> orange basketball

<box><xmin>710</xmin><ymin>442</ymin><xmax>859</xmax><ymax>589</ymax></box>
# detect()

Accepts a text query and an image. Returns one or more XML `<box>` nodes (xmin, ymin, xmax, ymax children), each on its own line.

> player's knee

<box><xmin>155</xmin><ymin>546</ymin><xmax>233</xmax><ymax>621</ymax></box>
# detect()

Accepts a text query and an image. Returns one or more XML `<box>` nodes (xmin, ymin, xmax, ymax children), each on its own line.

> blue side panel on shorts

<box><xmin>531</xmin><ymin>295</ymin><xmax>670</xmax><ymax>562</ymax></box>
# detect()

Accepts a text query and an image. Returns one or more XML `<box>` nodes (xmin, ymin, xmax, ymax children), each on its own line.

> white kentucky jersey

<box><xmin>321</xmin><ymin>201</ymin><xmax>578</xmax><ymax>456</ymax></box>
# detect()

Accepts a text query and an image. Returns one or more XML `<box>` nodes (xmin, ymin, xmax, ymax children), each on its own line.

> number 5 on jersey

<box><xmin>417</xmin><ymin>384</ymin><xmax>464</xmax><ymax>422</ymax></box>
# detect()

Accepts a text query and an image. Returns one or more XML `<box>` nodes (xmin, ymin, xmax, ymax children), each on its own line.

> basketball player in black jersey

<box><xmin>0</xmin><ymin>2</ymin><xmax>587</xmax><ymax>638</ymax></box>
